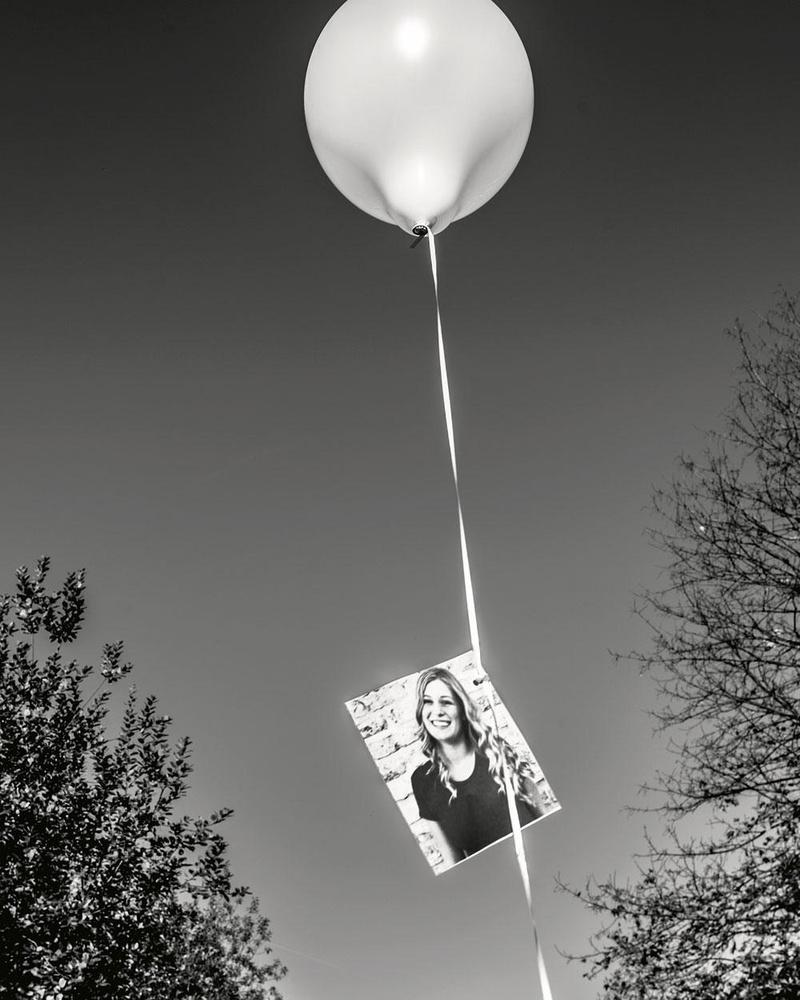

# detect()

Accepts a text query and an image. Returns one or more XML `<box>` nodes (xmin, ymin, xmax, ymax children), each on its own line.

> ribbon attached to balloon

<box><xmin>426</xmin><ymin>229</ymin><xmax>554</xmax><ymax>1000</ymax></box>
<box><xmin>306</xmin><ymin>2</ymin><xmax>551</xmax><ymax>995</ymax></box>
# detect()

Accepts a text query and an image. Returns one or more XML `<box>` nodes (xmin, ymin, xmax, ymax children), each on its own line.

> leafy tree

<box><xmin>571</xmin><ymin>292</ymin><xmax>800</xmax><ymax>999</ymax></box>
<box><xmin>0</xmin><ymin>559</ymin><xmax>286</xmax><ymax>999</ymax></box>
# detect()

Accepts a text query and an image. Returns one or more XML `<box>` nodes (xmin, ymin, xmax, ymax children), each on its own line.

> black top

<box><xmin>411</xmin><ymin>751</ymin><xmax>540</xmax><ymax>859</ymax></box>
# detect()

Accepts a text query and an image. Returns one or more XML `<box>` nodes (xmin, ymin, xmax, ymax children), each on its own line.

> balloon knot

<box><xmin>409</xmin><ymin>224</ymin><xmax>429</xmax><ymax>249</ymax></box>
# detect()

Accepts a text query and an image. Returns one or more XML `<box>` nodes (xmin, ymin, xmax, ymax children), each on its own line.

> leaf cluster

<box><xmin>0</xmin><ymin>558</ymin><xmax>286</xmax><ymax>999</ymax></box>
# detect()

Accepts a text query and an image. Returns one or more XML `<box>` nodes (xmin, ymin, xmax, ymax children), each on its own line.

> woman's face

<box><xmin>421</xmin><ymin>678</ymin><xmax>463</xmax><ymax>742</ymax></box>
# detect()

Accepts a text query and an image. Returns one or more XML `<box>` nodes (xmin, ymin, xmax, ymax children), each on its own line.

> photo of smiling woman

<box><xmin>345</xmin><ymin>652</ymin><xmax>559</xmax><ymax>875</ymax></box>
<box><xmin>411</xmin><ymin>665</ymin><xmax>547</xmax><ymax>866</ymax></box>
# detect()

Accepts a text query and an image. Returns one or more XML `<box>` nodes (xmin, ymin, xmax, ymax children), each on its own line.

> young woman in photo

<box><xmin>410</xmin><ymin>666</ymin><xmax>546</xmax><ymax>867</ymax></box>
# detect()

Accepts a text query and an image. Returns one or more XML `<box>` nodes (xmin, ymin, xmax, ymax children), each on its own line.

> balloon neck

<box><xmin>381</xmin><ymin>158</ymin><xmax>459</xmax><ymax>235</ymax></box>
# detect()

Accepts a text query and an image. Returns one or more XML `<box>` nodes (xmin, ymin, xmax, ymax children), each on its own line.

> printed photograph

<box><xmin>346</xmin><ymin>651</ymin><xmax>560</xmax><ymax>875</ymax></box>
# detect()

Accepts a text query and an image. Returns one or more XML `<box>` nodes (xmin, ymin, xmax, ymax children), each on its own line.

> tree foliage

<box><xmin>572</xmin><ymin>292</ymin><xmax>800</xmax><ymax>998</ymax></box>
<box><xmin>0</xmin><ymin>559</ymin><xmax>286</xmax><ymax>999</ymax></box>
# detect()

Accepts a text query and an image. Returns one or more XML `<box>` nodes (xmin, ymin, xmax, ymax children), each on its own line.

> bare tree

<box><xmin>569</xmin><ymin>291</ymin><xmax>800</xmax><ymax>999</ymax></box>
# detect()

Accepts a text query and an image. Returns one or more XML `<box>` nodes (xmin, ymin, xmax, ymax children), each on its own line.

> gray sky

<box><xmin>2</xmin><ymin>1</ymin><xmax>800</xmax><ymax>998</ymax></box>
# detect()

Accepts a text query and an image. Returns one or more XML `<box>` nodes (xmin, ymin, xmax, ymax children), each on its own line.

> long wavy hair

<box><xmin>414</xmin><ymin>666</ymin><xmax>538</xmax><ymax>806</ymax></box>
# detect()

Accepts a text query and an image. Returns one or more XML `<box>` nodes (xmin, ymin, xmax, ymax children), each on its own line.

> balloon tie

<box><xmin>426</xmin><ymin>228</ymin><xmax>555</xmax><ymax>1000</ymax></box>
<box><xmin>409</xmin><ymin>224</ymin><xmax>429</xmax><ymax>249</ymax></box>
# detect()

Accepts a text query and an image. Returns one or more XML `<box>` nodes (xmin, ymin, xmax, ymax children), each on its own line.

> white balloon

<box><xmin>304</xmin><ymin>0</ymin><xmax>534</xmax><ymax>235</ymax></box>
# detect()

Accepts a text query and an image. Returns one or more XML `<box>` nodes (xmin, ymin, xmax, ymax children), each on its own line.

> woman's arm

<box><xmin>420</xmin><ymin>819</ymin><xmax>462</xmax><ymax>867</ymax></box>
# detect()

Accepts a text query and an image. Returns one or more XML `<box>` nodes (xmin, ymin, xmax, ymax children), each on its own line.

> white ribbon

<box><xmin>427</xmin><ymin>229</ymin><xmax>554</xmax><ymax>1000</ymax></box>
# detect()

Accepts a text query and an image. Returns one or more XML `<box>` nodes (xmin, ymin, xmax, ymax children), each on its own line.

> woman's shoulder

<box><xmin>411</xmin><ymin>760</ymin><xmax>434</xmax><ymax>786</ymax></box>
<box><xmin>411</xmin><ymin>759</ymin><xmax>444</xmax><ymax>821</ymax></box>
<box><xmin>412</xmin><ymin>760</ymin><xmax>445</xmax><ymax>802</ymax></box>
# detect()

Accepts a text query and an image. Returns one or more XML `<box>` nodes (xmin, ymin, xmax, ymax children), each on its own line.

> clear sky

<box><xmin>2</xmin><ymin>2</ymin><xmax>800</xmax><ymax>998</ymax></box>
